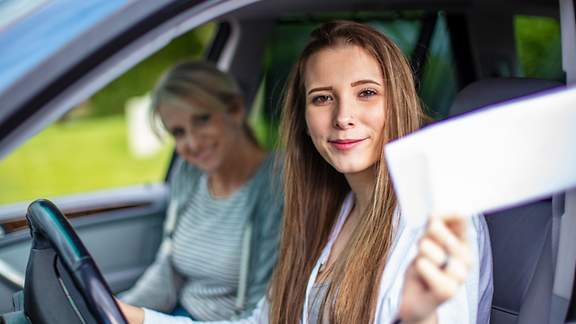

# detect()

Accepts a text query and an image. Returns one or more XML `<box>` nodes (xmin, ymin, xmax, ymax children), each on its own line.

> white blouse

<box><xmin>144</xmin><ymin>193</ymin><xmax>493</xmax><ymax>324</ymax></box>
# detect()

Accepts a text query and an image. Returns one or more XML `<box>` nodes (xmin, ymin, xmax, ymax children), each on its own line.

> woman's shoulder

<box><xmin>250</xmin><ymin>152</ymin><xmax>284</xmax><ymax>221</ymax></box>
<box><xmin>252</xmin><ymin>151</ymin><xmax>284</xmax><ymax>189</ymax></box>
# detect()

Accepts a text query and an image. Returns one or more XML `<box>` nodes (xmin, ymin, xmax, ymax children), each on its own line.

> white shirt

<box><xmin>143</xmin><ymin>193</ymin><xmax>493</xmax><ymax>324</ymax></box>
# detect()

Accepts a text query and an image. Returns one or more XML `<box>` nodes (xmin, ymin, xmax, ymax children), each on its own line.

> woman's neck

<box><xmin>209</xmin><ymin>134</ymin><xmax>265</xmax><ymax>197</ymax></box>
<box><xmin>315</xmin><ymin>167</ymin><xmax>377</xmax><ymax>283</ymax></box>
<box><xmin>344</xmin><ymin>167</ymin><xmax>376</xmax><ymax>220</ymax></box>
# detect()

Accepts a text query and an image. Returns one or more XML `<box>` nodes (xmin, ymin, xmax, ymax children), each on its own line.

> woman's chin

<box><xmin>332</xmin><ymin>162</ymin><xmax>375</xmax><ymax>176</ymax></box>
<box><xmin>186</xmin><ymin>157</ymin><xmax>217</xmax><ymax>173</ymax></box>
<box><xmin>336</xmin><ymin>165</ymin><xmax>368</xmax><ymax>175</ymax></box>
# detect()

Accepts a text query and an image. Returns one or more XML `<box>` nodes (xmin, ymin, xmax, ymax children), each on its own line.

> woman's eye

<box><xmin>171</xmin><ymin>128</ymin><xmax>185</xmax><ymax>138</ymax></box>
<box><xmin>311</xmin><ymin>95</ymin><xmax>333</xmax><ymax>105</ymax></box>
<box><xmin>193</xmin><ymin>114</ymin><xmax>212</xmax><ymax>126</ymax></box>
<box><xmin>359</xmin><ymin>89</ymin><xmax>377</xmax><ymax>98</ymax></box>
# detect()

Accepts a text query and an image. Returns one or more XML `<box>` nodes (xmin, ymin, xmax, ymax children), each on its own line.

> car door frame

<box><xmin>0</xmin><ymin>0</ymin><xmax>266</xmax><ymax>313</ymax></box>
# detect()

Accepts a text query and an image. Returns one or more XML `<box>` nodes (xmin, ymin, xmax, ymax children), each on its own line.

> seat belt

<box><xmin>560</xmin><ymin>0</ymin><xmax>576</xmax><ymax>84</ymax></box>
<box><xmin>550</xmin><ymin>189</ymin><xmax>576</xmax><ymax>324</ymax></box>
<box><xmin>234</xmin><ymin>223</ymin><xmax>252</xmax><ymax>319</ymax></box>
<box><xmin>552</xmin><ymin>0</ymin><xmax>576</xmax><ymax>321</ymax></box>
<box><xmin>159</xmin><ymin>201</ymin><xmax>178</xmax><ymax>254</ymax></box>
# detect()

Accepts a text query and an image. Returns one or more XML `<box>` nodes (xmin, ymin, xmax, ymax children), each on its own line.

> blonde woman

<box><xmin>120</xmin><ymin>61</ymin><xmax>283</xmax><ymax>321</ymax></box>
<box><xmin>120</xmin><ymin>21</ymin><xmax>492</xmax><ymax>324</ymax></box>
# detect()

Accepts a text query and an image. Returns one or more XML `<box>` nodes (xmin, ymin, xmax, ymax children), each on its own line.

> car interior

<box><xmin>447</xmin><ymin>78</ymin><xmax>565</xmax><ymax>323</ymax></box>
<box><xmin>0</xmin><ymin>0</ymin><xmax>574</xmax><ymax>323</ymax></box>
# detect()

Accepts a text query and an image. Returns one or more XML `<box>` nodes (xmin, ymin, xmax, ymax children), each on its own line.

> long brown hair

<box><xmin>269</xmin><ymin>21</ymin><xmax>425</xmax><ymax>324</ymax></box>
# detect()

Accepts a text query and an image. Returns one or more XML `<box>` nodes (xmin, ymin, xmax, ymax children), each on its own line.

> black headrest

<box><xmin>448</xmin><ymin>78</ymin><xmax>564</xmax><ymax>118</ymax></box>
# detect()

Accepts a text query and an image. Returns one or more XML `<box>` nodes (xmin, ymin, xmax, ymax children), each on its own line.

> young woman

<box><xmin>120</xmin><ymin>20</ymin><xmax>493</xmax><ymax>324</ymax></box>
<box><xmin>120</xmin><ymin>61</ymin><xmax>283</xmax><ymax>321</ymax></box>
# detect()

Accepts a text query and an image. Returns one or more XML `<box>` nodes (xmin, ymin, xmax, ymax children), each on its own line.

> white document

<box><xmin>385</xmin><ymin>86</ymin><xmax>576</xmax><ymax>227</ymax></box>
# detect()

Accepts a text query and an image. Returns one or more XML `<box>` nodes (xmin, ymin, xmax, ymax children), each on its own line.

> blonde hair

<box><xmin>152</xmin><ymin>61</ymin><xmax>242</xmax><ymax>114</ymax></box>
<box><xmin>151</xmin><ymin>61</ymin><xmax>258</xmax><ymax>143</ymax></box>
<box><xmin>269</xmin><ymin>21</ymin><xmax>426</xmax><ymax>324</ymax></box>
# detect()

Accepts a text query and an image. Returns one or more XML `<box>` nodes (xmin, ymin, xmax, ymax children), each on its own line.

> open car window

<box><xmin>0</xmin><ymin>0</ymin><xmax>49</xmax><ymax>29</ymax></box>
<box><xmin>0</xmin><ymin>23</ymin><xmax>214</xmax><ymax>217</ymax></box>
<box><xmin>0</xmin><ymin>0</ymin><xmax>131</xmax><ymax>94</ymax></box>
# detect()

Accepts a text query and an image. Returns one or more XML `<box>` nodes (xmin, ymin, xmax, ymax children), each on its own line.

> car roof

<box><xmin>227</xmin><ymin>0</ymin><xmax>559</xmax><ymax>20</ymax></box>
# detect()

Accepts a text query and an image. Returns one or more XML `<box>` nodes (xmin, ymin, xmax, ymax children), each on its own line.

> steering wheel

<box><xmin>23</xmin><ymin>199</ymin><xmax>127</xmax><ymax>324</ymax></box>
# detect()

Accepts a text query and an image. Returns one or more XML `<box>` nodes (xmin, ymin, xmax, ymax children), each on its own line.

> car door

<box><xmin>0</xmin><ymin>0</ymin><xmax>263</xmax><ymax>313</ymax></box>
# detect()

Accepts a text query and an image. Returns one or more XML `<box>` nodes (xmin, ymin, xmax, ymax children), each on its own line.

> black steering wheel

<box><xmin>23</xmin><ymin>199</ymin><xmax>127</xmax><ymax>324</ymax></box>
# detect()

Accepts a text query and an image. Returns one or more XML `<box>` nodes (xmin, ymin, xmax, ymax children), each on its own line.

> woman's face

<box><xmin>304</xmin><ymin>45</ymin><xmax>386</xmax><ymax>175</ymax></box>
<box><xmin>159</xmin><ymin>98</ymin><xmax>244</xmax><ymax>173</ymax></box>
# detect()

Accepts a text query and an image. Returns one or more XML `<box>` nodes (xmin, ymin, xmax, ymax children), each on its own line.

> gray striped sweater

<box><xmin>121</xmin><ymin>153</ymin><xmax>283</xmax><ymax>320</ymax></box>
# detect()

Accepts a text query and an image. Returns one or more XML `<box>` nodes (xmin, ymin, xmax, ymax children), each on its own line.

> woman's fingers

<box><xmin>415</xmin><ymin>213</ymin><xmax>472</xmax><ymax>295</ymax></box>
<box><xmin>398</xmin><ymin>214</ymin><xmax>473</xmax><ymax>324</ymax></box>
<box><xmin>418</xmin><ymin>237</ymin><xmax>446</xmax><ymax>265</ymax></box>
<box><xmin>415</xmin><ymin>257</ymin><xmax>462</xmax><ymax>303</ymax></box>
<box><xmin>427</xmin><ymin>217</ymin><xmax>472</xmax><ymax>268</ymax></box>
<box><xmin>418</xmin><ymin>237</ymin><xmax>469</xmax><ymax>283</ymax></box>
<box><xmin>433</xmin><ymin>213</ymin><xmax>469</xmax><ymax>240</ymax></box>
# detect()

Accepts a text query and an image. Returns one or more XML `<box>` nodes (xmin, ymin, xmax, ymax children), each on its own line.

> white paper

<box><xmin>385</xmin><ymin>86</ymin><xmax>576</xmax><ymax>227</ymax></box>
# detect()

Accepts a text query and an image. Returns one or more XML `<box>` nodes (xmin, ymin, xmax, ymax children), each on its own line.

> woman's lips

<box><xmin>192</xmin><ymin>144</ymin><xmax>216</xmax><ymax>161</ymax></box>
<box><xmin>329</xmin><ymin>138</ymin><xmax>367</xmax><ymax>151</ymax></box>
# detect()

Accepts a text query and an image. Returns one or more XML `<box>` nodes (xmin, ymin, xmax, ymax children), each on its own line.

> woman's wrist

<box><xmin>393</xmin><ymin>312</ymin><xmax>437</xmax><ymax>324</ymax></box>
<box><xmin>116</xmin><ymin>299</ymin><xmax>145</xmax><ymax>324</ymax></box>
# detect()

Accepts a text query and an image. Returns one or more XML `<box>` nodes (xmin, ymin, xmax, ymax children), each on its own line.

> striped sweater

<box><xmin>121</xmin><ymin>153</ymin><xmax>283</xmax><ymax>320</ymax></box>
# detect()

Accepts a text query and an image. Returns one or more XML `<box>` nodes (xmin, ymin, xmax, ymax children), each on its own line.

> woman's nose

<box><xmin>183</xmin><ymin>134</ymin><xmax>201</xmax><ymax>152</ymax></box>
<box><xmin>334</xmin><ymin>98</ymin><xmax>355</xmax><ymax>129</ymax></box>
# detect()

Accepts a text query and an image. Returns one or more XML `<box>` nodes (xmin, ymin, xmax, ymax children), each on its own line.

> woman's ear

<box><xmin>227</xmin><ymin>97</ymin><xmax>246</xmax><ymax>123</ymax></box>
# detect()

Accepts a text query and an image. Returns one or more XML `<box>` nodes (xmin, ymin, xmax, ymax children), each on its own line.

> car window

<box><xmin>419</xmin><ymin>13</ymin><xmax>458</xmax><ymax>118</ymax></box>
<box><xmin>249</xmin><ymin>12</ymin><xmax>458</xmax><ymax>149</ymax></box>
<box><xmin>0</xmin><ymin>0</ymin><xmax>130</xmax><ymax>94</ymax></box>
<box><xmin>0</xmin><ymin>24</ymin><xmax>214</xmax><ymax>205</ymax></box>
<box><xmin>514</xmin><ymin>15</ymin><xmax>563</xmax><ymax>82</ymax></box>
<box><xmin>0</xmin><ymin>0</ymin><xmax>49</xmax><ymax>29</ymax></box>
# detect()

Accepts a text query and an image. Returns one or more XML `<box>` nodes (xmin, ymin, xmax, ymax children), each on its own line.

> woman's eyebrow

<box><xmin>350</xmin><ymin>79</ymin><xmax>381</xmax><ymax>87</ymax></box>
<box><xmin>307</xmin><ymin>86</ymin><xmax>332</xmax><ymax>95</ymax></box>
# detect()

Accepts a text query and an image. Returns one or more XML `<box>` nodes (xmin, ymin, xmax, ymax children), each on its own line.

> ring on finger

<box><xmin>440</xmin><ymin>253</ymin><xmax>451</xmax><ymax>271</ymax></box>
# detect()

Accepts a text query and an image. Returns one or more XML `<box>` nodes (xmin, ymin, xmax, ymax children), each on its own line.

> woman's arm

<box><xmin>119</xmin><ymin>240</ymin><xmax>183</xmax><ymax>312</ymax></box>
<box><xmin>118</xmin><ymin>297</ymin><xmax>269</xmax><ymax>324</ymax></box>
<box><xmin>241</xmin><ymin>198</ymin><xmax>283</xmax><ymax>317</ymax></box>
<box><xmin>119</xmin><ymin>157</ymin><xmax>193</xmax><ymax>311</ymax></box>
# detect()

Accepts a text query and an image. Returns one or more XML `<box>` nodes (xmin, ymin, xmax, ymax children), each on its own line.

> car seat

<box><xmin>447</xmin><ymin>78</ymin><xmax>564</xmax><ymax>324</ymax></box>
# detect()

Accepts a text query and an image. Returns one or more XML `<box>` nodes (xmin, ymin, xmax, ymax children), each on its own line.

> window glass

<box><xmin>0</xmin><ymin>0</ymin><xmax>130</xmax><ymax>93</ymax></box>
<box><xmin>0</xmin><ymin>24</ymin><xmax>214</xmax><ymax>204</ymax></box>
<box><xmin>514</xmin><ymin>15</ymin><xmax>563</xmax><ymax>82</ymax></box>
<box><xmin>0</xmin><ymin>0</ymin><xmax>48</xmax><ymax>29</ymax></box>
<box><xmin>420</xmin><ymin>13</ymin><xmax>458</xmax><ymax>118</ymax></box>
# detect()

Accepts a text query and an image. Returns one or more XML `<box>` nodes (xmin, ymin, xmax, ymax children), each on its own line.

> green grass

<box><xmin>0</xmin><ymin>115</ymin><xmax>173</xmax><ymax>204</ymax></box>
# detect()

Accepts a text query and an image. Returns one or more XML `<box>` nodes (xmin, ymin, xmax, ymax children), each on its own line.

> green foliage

<box><xmin>88</xmin><ymin>24</ymin><xmax>214</xmax><ymax>117</ymax></box>
<box><xmin>515</xmin><ymin>16</ymin><xmax>563</xmax><ymax>81</ymax></box>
